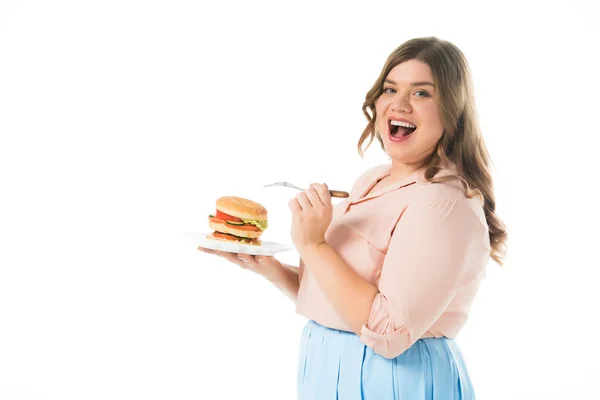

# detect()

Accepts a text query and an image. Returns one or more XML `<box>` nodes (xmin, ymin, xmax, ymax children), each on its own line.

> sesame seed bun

<box><xmin>216</xmin><ymin>196</ymin><xmax>267</xmax><ymax>221</ymax></box>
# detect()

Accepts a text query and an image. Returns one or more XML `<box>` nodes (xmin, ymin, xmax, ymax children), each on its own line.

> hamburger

<box><xmin>207</xmin><ymin>196</ymin><xmax>268</xmax><ymax>246</ymax></box>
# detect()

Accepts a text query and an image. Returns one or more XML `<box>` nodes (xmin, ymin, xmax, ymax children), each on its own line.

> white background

<box><xmin>1</xmin><ymin>0</ymin><xmax>599</xmax><ymax>399</ymax></box>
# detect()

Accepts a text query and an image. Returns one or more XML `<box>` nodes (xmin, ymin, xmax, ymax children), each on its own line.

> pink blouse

<box><xmin>295</xmin><ymin>163</ymin><xmax>491</xmax><ymax>359</ymax></box>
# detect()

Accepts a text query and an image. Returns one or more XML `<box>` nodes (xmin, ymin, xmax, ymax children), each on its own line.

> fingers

<box><xmin>236</xmin><ymin>253</ymin><xmax>257</xmax><ymax>269</ymax></box>
<box><xmin>198</xmin><ymin>247</ymin><xmax>245</xmax><ymax>268</ymax></box>
<box><xmin>217</xmin><ymin>251</ymin><xmax>265</xmax><ymax>272</ymax></box>
<box><xmin>198</xmin><ymin>246</ymin><xmax>278</xmax><ymax>276</ymax></box>
<box><xmin>305</xmin><ymin>186</ymin><xmax>324</xmax><ymax>207</ymax></box>
<box><xmin>289</xmin><ymin>184</ymin><xmax>331</xmax><ymax>213</ymax></box>
<box><xmin>310</xmin><ymin>183</ymin><xmax>332</xmax><ymax>205</ymax></box>
<box><xmin>254</xmin><ymin>255</ymin><xmax>272</xmax><ymax>264</ymax></box>
<box><xmin>235</xmin><ymin>253</ymin><xmax>268</xmax><ymax>266</ymax></box>
<box><xmin>295</xmin><ymin>192</ymin><xmax>312</xmax><ymax>210</ymax></box>
<box><xmin>288</xmin><ymin>183</ymin><xmax>333</xmax><ymax>215</ymax></box>
<box><xmin>288</xmin><ymin>197</ymin><xmax>302</xmax><ymax>214</ymax></box>
<box><xmin>216</xmin><ymin>250</ymin><xmax>247</xmax><ymax>268</ymax></box>
<box><xmin>238</xmin><ymin>254</ymin><xmax>277</xmax><ymax>275</ymax></box>
<box><xmin>197</xmin><ymin>246</ymin><xmax>217</xmax><ymax>255</ymax></box>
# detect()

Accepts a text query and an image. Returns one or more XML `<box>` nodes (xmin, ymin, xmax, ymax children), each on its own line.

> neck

<box><xmin>389</xmin><ymin>160</ymin><xmax>422</xmax><ymax>181</ymax></box>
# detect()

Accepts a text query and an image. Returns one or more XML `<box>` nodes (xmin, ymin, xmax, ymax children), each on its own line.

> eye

<box><xmin>414</xmin><ymin>90</ymin><xmax>430</xmax><ymax>97</ymax></box>
<box><xmin>383</xmin><ymin>87</ymin><xmax>396</xmax><ymax>94</ymax></box>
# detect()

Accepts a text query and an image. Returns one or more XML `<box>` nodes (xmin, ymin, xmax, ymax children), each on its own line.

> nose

<box><xmin>391</xmin><ymin>92</ymin><xmax>412</xmax><ymax>113</ymax></box>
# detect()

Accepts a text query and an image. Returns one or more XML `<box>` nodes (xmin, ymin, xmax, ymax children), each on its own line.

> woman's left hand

<box><xmin>288</xmin><ymin>183</ymin><xmax>333</xmax><ymax>253</ymax></box>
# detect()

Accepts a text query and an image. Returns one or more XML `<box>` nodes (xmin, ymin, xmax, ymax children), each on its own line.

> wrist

<box><xmin>299</xmin><ymin>240</ymin><xmax>328</xmax><ymax>259</ymax></box>
<box><xmin>264</xmin><ymin>261</ymin><xmax>293</xmax><ymax>284</ymax></box>
<box><xmin>266</xmin><ymin>263</ymin><xmax>300</xmax><ymax>302</ymax></box>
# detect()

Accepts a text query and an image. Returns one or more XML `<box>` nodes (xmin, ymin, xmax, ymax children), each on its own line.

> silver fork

<box><xmin>263</xmin><ymin>181</ymin><xmax>349</xmax><ymax>198</ymax></box>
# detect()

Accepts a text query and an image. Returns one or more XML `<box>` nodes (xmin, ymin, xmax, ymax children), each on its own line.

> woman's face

<box><xmin>375</xmin><ymin>59</ymin><xmax>444</xmax><ymax>166</ymax></box>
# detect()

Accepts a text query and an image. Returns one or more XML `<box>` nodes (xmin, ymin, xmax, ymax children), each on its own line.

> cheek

<box><xmin>420</xmin><ymin>105</ymin><xmax>444</xmax><ymax>135</ymax></box>
<box><xmin>375</xmin><ymin>100</ymin><xmax>389</xmax><ymax>132</ymax></box>
<box><xmin>375</xmin><ymin>97</ymin><xmax>389</xmax><ymax>119</ymax></box>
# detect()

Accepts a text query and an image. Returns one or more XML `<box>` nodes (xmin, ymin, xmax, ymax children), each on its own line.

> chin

<box><xmin>384</xmin><ymin>136</ymin><xmax>439</xmax><ymax>164</ymax></box>
<box><xmin>382</xmin><ymin>141</ymin><xmax>414</xmax><ymax>159</ymax></box>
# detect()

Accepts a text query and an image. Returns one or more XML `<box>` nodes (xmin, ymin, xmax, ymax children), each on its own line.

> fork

<box><xmin>263</xmin><ymin>181</ymin><xmax>350</xmax><ymax>198</ymax></box>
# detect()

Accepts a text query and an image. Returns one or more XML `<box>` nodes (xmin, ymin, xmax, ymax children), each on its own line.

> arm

<box><xmin>221</xmin><ymin>252</ymin><xmax>302</xmax><ymax>303</ymax></box>
<box><xmin>359</xmin><ymin>197</ymin><xmax>489</xmax><ymax>358</ymax></box>
<box><xmin>267</xmin><ymin>261</ymin><xmax>301</xmax><ymax>302</ymax></box>
<box><xmin>300</xmin><ymin>245</ymin><xmax>378</xmax><ymax>334</ymax></box>
<box><xmin>290</xmin><ymin>179</ymin><xmax>381</xmax><ymax>334</ymax></box>
<box><xmin>301</xmin><ymin>196</ymin><xmax>488</xmax><ymax>359</ymax></box>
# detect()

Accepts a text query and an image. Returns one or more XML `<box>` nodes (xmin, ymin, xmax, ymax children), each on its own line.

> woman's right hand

<box><xmin>197</xmin><ymin>246</ymin><xmax>285</xmax><ymax>283</ymax></box>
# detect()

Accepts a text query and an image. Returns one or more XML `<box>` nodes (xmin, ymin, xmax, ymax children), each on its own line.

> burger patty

<box><xmin>207</xmin><ymin>232</ymin><xmax>261</xmax><ymax>246</ymax></box>
<box><xmin>208</xmin><ymin>220</ymin><xmax>263</xmax><ymax>239</ymax></box>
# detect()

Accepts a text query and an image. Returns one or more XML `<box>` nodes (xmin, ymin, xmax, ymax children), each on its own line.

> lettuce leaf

<box><xmin>242</xmin><ymin>219</ymin><xmax>268</xmax><ymax>230</ymax></box>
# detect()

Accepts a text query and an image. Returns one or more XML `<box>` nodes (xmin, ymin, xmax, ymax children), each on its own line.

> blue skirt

<box><xmin>297</xmin><ymin>320</ymin><xmax>475</xmax><ymax>399</ymax></box>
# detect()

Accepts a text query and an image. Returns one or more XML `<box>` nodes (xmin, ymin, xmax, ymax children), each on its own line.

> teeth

<box><xmin>390</xmin><ymin>120</ymin><xmax>416</xmax><ymax>129</ymax></box>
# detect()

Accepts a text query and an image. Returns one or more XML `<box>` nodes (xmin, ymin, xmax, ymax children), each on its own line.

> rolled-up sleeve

<box><xmin>359</xmin><ymin>196</ymin><xmax>487</xmax><ymax>359</ymax></box>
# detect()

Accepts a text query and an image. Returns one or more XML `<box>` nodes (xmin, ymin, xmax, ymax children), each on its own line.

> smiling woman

<box><xmin>380</xmin><ymin>74</ymin><xmax>436</xmax><ymax>142</ymax></box>
<box><xmin>293</xmin><ymin>37</ymin><xmax>507</xmax><ymax>399</ymax></box>
<box><xmin>359</xmin><ymin>38</ymin><xmax>506</xmax><ymax>265</ymax></box>
<box><xmin>199</xmin><ymin>36</ymin><xmax>507</xmax><ymax>400</ymax></box>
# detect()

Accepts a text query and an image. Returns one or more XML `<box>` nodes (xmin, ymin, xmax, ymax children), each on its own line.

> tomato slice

<box><xmin>209</xmin><ymin>217</ymin><xmax>224</xmax><ymax>224</ymax></box>
<box><xmin>216</xmin><ymin>210</ymin><xmax>243</xmax><ymax>222</ymax></box>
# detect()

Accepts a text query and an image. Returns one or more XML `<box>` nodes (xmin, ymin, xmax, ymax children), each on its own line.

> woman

<box><xmin>199</xmin><ymin>36</ymin><xmax>507</xmax><ymax>399</ymax></box>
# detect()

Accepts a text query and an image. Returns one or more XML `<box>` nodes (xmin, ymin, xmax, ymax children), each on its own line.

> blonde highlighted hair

<box><xmin>359</xmin><ymin>37</ymin><xmax>507</xmax><ymax>265</ymax></box>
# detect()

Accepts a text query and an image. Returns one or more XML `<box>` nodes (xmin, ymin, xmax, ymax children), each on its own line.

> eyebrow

<box><xmin>384</xmin><ymin>79</ymin><xmax>435</xmax><ymax>87</ymax></box>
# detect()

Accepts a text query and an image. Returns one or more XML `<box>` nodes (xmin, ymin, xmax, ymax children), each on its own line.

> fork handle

<box><xmin>329</xmin><ymin>189</ymin><xmax>349</xmax><ymax>198</ymax></box>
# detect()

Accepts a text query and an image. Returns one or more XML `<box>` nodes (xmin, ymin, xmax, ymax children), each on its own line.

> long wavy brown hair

<box><xmin>358</xmin><ymin>37</ymin><xmax>507</xmax><ymax>265</ymax></box>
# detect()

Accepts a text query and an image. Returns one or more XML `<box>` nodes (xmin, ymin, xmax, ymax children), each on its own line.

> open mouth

<box><xmin>389</xmin><ymin>119</ymin><xmax>417</xmax><ymax>139</ymax></box>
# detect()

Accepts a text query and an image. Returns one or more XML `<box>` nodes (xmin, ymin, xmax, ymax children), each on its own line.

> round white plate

<box><xmin>195</xmin><ymin>232</ymin><xmax>293</xmax><ymax>256</ymax></box>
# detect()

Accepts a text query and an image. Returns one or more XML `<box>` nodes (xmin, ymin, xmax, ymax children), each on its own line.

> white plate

<box><xmin>195</xmin><ymin>232</ymin><xmax>293</xmax><ymax>256</ymax></box>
